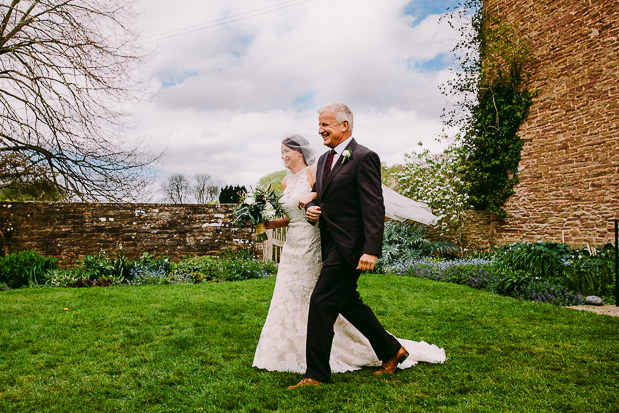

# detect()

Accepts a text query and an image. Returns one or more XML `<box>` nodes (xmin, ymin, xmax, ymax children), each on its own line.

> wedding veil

<box><xmin>282</xmin><ymin>134</ymin><xmax>316</xmax><ymax>167</ymax></box>
<box><xmin>383</xmin><ymin>185</ymin><xmax>438</xmax><ymax>225</ymax></box>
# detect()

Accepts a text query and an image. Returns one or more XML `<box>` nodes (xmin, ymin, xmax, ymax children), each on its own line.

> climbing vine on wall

<box><xmin>442</xmin><ymin>1</ymin><xmax>533</xmax><ymax>217</ymax></box>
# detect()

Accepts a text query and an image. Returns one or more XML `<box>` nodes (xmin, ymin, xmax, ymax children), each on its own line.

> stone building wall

<box><xmin>0</xmin><ymin>202</ymin><xmax>258</xmax><ymax>265</ymax></box>
<box><xmin>488</xmin><ymin>0</ymin><xmax>619</xmax><ymax>248</ymax></box>
<box><xmin>424</xmin><ymin>210</ymin><xmax>496</xmax><ymax>253</ymax></box>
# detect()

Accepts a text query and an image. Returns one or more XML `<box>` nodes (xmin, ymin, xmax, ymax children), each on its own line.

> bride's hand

<box><xmin>297</xmin><ymin>192</ymin><xmax>317</xmax><ymax>209</ymax></box>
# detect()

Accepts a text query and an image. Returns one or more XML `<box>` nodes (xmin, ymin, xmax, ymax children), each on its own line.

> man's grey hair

<box><xmin>317</xmin><ymin>102</ymin><xmax>354</xmax><ymax>132</ymax></box>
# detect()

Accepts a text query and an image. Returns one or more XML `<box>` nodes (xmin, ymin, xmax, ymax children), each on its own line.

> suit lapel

<box><xmin>323</xmin><ymin>139</ymin><xmax>357</xmax><ymax>194</ymax></box>
<box><xmin>316</xmin><ymin>151</ymin><xmax>327</xmax><ymax>196</ymax></box>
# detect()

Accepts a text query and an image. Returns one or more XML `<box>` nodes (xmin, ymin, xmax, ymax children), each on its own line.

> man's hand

<box><xmin>306</xmin><ymin>206</ymin><xmax>321</xmax><ymax>223</ymax></box>
<box><xmin>356</xmin><ymin>254</ymin><xmax>378</xmax><ymax>272</ymax></box>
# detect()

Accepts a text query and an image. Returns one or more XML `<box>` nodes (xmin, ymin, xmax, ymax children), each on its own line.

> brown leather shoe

<box><xmin>287</xmin><ymin>378</ymin><xmax>323</xmax><ymax>389</ymax></box>
<box><xmin>373</xmin><ymin>346</ymin><xmax>409</xmax><ymax>376</ymax></box>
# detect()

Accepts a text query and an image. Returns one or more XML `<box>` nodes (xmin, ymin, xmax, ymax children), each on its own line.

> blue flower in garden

<box><xmin>391</xmin><ymin>256</ymin><xmax>584</xmax><ymax>306</ymax></box>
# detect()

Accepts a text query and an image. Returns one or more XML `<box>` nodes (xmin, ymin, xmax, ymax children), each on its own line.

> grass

<box><xmin>1</xmin><ymin>274</ymin><xmax>617</xmax><ymax>412</ymax></box>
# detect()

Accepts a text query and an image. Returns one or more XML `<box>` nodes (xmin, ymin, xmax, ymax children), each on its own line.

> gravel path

<box><xmin>568</xmin><ymin>305</ymin><xmax>619</xmax><ymax>317</ymax></box>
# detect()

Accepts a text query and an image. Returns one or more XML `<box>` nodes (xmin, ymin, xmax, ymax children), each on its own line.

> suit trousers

<box><xmin>304</xmin><ymin>231</ymin><xmax>401</xmax><ymax>383</ymax></box>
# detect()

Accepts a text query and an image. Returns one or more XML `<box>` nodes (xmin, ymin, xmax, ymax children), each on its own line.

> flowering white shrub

<box><xmin>393</xmin><ymin>146</ymin><xmax>471</xmax><ymax>250</ymax></box>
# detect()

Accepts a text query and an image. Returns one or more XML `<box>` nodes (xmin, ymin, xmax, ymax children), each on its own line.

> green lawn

<box><xmin>1</xmin><ymin>275</ymin><xmax>617</xmax><ymax>412</ymax></box>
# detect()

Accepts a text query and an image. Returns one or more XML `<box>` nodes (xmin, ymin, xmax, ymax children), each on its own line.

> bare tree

<box><xmin>193</xmin><ymin>173</ymin><xmax>220</xmax><ymax>204</ymax></box>
<box><xmin>163</xmin><ymin>173</ymin><xmax>190</xmax><ymax>204</ymax></box>
<box><xmin>0</xmin><ymin>0</ymin><xmax>157</xmax><ymax>201</ymax></box>
<box><xmin>205</xmin><ymin>180</ymin><xmax>221</xmax><ymax>204</ymax></box>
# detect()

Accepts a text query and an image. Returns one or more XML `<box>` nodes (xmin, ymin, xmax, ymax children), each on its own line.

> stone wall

<box><xmin>425</xmin><ymin>210</ymin><xmax>497</xmax><ymax>252</ymax></box>
<box><xmin>487</xmin><ymin>0</ymin><xmax>619</xmax><ymax>248</ymax></box>
<box><xmin>460</xmin><ymin>211</ymin><xmax>497</xmax><ymax>252</ymax></box>
<box><xmin>0</xmin><ymin>202</ymin><xmax>258</xmax><ymax>265</ymax></box>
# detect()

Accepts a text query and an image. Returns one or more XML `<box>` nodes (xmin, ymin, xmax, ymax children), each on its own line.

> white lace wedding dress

<box><xmin>252</xmin><ymin>167</ymin><xmax>446</xmax><ymax>373</ymax></box>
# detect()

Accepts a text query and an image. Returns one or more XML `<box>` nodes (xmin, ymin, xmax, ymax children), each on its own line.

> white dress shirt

<box><xmin>330</xmin><ymin>137</ymin><xmax>353</xmax><ymax>165</ymax></box>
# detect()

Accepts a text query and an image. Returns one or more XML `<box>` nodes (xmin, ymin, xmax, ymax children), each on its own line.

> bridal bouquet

<box><xmin>234</xmin><ymin>186</ymin><xmax>285</xmax><ymax>241</ymax></box>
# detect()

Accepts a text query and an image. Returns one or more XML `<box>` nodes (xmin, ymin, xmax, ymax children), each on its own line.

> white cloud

<box><xmin>132</xmin><ymin>0</ymin><xmax>464</xmax><ymax>196</ymax></box>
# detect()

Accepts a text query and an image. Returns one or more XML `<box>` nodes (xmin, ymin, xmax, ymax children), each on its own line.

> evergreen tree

<box><xmin>219</xmin><ymin>185</ymin><xmax>246</xmax><ymax>204</ymax></box>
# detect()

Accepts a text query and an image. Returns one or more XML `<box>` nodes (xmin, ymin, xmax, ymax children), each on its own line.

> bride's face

<box><xmin>281</xmin><ymin>144</ymin><xmax>304</xmax><ymax>169</ymax></box>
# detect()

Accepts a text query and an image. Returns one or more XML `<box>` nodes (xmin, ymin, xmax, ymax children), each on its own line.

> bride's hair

<box><xmin>282</xmin><ymin>134</ymin><xmax>316</xmax><ymax>166</ymax></box>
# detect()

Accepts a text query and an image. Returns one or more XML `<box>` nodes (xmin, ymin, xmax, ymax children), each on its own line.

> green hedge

<box><xmin>0</xmin><ymin>250</ymin><xmax>58</xmax><ymax>289</ymax></box>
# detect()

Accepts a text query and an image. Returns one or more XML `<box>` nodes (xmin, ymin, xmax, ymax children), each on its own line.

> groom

<box><xmin>290</xmin><ymin>103</ymin><xmax>409</xmax><ymax>389</ymax></box>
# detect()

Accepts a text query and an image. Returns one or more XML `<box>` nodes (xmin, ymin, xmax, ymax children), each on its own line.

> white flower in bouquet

<box><xmin>262</xmin><ymin>202</ymin><xmax>276</xmax><ymax>220</ymax></box>
<box><xmin>234</xmin><ymin>185</ymin><xmax>284</xmax><ymax>242</ymax></box>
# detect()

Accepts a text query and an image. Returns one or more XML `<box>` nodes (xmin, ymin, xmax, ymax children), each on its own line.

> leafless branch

<box><xmin>163</xmin><ymin>173</ymin><xmax>190</xmax><ymax>204</ymax></box>
<box><xmin>0</xmin><ymin>0</ymin><xmax>158</xmax><ymax>201</ymax></box>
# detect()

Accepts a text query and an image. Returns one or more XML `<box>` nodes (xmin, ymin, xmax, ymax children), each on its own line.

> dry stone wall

<box><xmin>0</xmin><ymin>202</ymin><xmax>258</xmax><ymax>265</ymax></box>
<box><xmin>487</xmin><ymin>0</ymin><xmax>619</xmax><ymax>248</ymax></box>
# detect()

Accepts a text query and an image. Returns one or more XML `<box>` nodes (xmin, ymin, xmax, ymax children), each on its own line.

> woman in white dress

<box><xmin>252</xmin><ymin>135</ymin><xmax>445</xmax><ymax>374</ymax></box>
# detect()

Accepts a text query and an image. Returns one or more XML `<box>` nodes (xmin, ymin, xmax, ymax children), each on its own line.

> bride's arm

<box><xmin>298</xmin><ymin>166</ymin><xmax>318</xmax><ymax>209</ymax></box>
<box><xmin>264</xmin><ymin>217</ymin><xmax>289</xmax><ymax>229</ymax></box>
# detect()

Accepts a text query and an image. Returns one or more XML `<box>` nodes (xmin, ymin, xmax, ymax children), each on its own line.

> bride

<box><xmin>252</xmin><ymin>134</ymin><xmax>445</xmax><ymax>373</ymax></box>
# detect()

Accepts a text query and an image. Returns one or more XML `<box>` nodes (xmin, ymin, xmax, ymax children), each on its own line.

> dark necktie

<box><xmin>324</xmin><ymin>149</ymin><xmax>336</xmax><ymax>180</ymax></box>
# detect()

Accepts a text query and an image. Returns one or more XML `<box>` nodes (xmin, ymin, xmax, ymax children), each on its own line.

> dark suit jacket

<box><xmin>307</xmin><ymin>139</ymin><xmax>385</xmax><ymax>267</ymax></box>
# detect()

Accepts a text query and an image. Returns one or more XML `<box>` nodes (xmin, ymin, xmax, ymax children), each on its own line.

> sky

<box><xmin>132</xmin><ymin>0</ymin><xmax>464</xmax><ymax>199</ymax></box>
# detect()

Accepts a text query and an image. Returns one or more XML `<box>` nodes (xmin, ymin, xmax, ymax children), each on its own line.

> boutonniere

<box><xmin>341</xmin><ymin>149</ymin><xmax>352</xmax><ymax>164</ymax></box>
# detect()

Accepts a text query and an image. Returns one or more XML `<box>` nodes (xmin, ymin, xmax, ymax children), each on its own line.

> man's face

<box><xmin>318</xmin><ymin>110</ymin><xmax>348</xmax><ymax>148</ymax></box>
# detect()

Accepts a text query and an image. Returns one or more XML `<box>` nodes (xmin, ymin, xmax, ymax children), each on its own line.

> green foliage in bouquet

<box><xmin>234</xmin><ymin>186</ymin><xmax>285</xmax><ymax>241</ymax></box>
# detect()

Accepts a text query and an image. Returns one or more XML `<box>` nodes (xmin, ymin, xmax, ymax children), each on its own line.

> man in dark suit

<box><xmin>289</xmin><ymin>103</ymin><xmax>409</xmax><ymax>389</ymax></box>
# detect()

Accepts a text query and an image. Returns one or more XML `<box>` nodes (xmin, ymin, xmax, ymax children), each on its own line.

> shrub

<box><xmin>125</xmin><ymin>252</ymin><xmax>173</xmax><ymax>283</ymax></box>
<box><xmin>562</xmin><ymin>244</ymin><xmax>615</xmax><ymax>299</ymax></box>
<box><xmin>45</xmin><ymin>268</ymin><xmax>121</xmax><ymax>288</ymax></box>
<box><xmin>219</xmin><ymin>185</ymin><xmax>246</xmax><ymax>204</ymax></box>
<box><xmin>74</xmin><ymin>250</ymin><xmax>136</xmax><ymax>281</ymax></box>
<box><xmin>376</xmin><ymin>221</ymin><xmax>458</xmax><ymax>273</ymax></box>
<box><xmin>0</xmin><ymin>250</ymin><xmax>58</xmax><ymax>289</ymax></box>
<box><xmin>494</xmin><ymin>241</ymin><xmax>572</xmax><ymax>281</ymax></box>
<box><xmin>394</xmin><ymin>257</ymin><xmax>583</xmax><ymax>306</ymax></box>
<box><xmin>173</xmin><ymin>256</ymin><xmax>221</xmax><ymax>282</ymax></box>
<box><xmin>135</xmin><ymin>252</ymin><xmax>173</xmax><ymax>272</ymax></box>
<box><xmin>129</xmin><ymin>266</ymin><xmax>193</xmax><ymax>286</ymax></box>
<box><xmin>7</xmin><ymin>249</ymin><xmax>277</xmax><ymax>289</ymax></box>
<box><xmin>511</xmin><ymin>279</ymin><xmax>583</xmax><ymax>306</ymax></box>
<box><xmin>220</xmin><ymin>258</ymin><xmax>275</xmax><ymax>281</ymax></box>
<box><xmin>393</xmin><ymin>258</ymin><xmax>501</xmax><ymax>292</ymax></box>
<box><xmin>128</xmin><ymin>251</ymin><xmax>275</xmax><ymax>285</ymax></box>
<box><xmin>45</xmin><ymin>269</ymin><xmax>78</xmax><ymax>288</ymax></box>
<box><xmin>392</xmin><ymin>147</ymin><xmax>471</xmax><ymax>247</ymax></box>
<box><xmin>493</xmin><ymin>242</ymin><xmax>614</xmax><ymax>303</ymax></box>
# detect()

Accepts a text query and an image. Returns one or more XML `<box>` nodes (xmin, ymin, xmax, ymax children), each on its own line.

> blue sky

<box><xmin>134</xmin><ymin>0</ymin><xmax>464</xmax><ymax>200</ymax></box>
<box><xmin>405</xmin><ymin>0</ymin><xmax>459</xmax><ymax>20</ymax></box>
